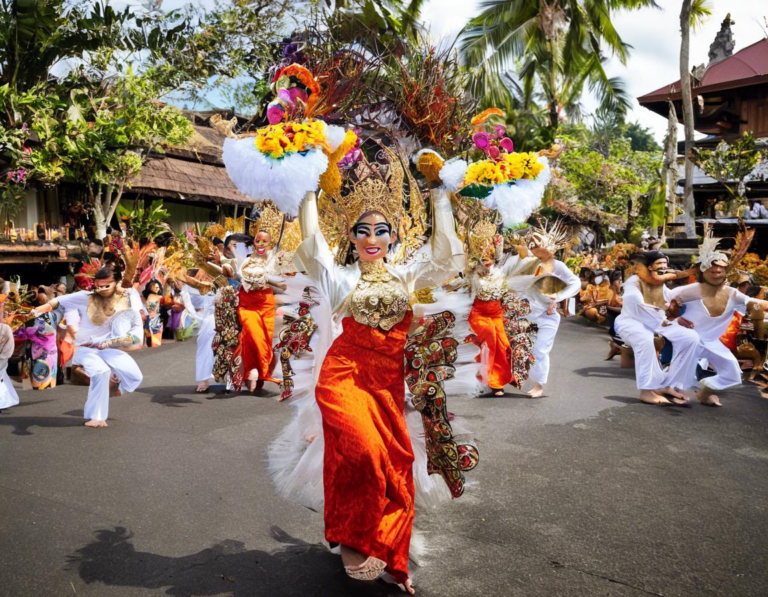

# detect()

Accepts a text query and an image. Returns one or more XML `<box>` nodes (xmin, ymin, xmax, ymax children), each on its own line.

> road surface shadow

<box><xmin>572</xmin><ymin>366</ymin><xmax>634</xmax><ymax>380</ymax></box>
<box><xmin>68</xmin><ymin>526</ymin><xmax>399</xmax><ymax>597</ymax></box>
<box><xmin>603</xmin><ymin>395</ymin><xmax>687</xmax><ymax>416</ymax></box>
<box><xmin>138</xmin><ymin>386</ymin><xmax>204</xmax><ymax>408</ymax></box>
<box><xmin>0</xmin><ymin>415</ymin><xmax>85</xmax><ymax>436</ymax></box>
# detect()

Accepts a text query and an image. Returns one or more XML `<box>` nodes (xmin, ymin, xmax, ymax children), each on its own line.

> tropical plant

<box><xmin>691</xmin><ymin>133</ymin><xmax>767</xmax><ymax>202</ymax></box>
<box><xmin>29</xmin><ymin>69</ymin><xmax>193</xmax><ymax>238</ymax></box>
<box><xmin>679</xmin><ymin>0</ymin><xmax>714</xmax><ymax>237</ymax></box>
<box><xmin>116</xmin><ymin>199</ymin><xmax>170</xmax><ymax>241</ymax></box>
<box><xmin>460</xmin><ymin>0</ymin><xmax>660</xmax><ymax>132</ymax></box>
<box><xmin>553</xmin><ymin>121</ymin><xmax>663</xmax><ymax>238</ymax></box>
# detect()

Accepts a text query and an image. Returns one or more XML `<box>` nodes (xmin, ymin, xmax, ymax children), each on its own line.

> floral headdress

<box><xmin>454</xmin><ymin>109</ymin><xmax>556</xmax><ymax>228</ymax></box>
<box><xmin>219</xmin><ymin>63</ymin><xmax>359</xmax><ymax>218</ymax></box>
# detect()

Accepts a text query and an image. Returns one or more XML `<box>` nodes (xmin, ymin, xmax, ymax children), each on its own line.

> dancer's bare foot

<box><xmin>492</xmin><ymin>388</ymin><xmax>504</xmax><ymax>397</ymax></box>
<box><xmin>696</xmin><ymin>387</ymin><xmax>722</xmax><ymax>407</ymax></box>
<box><xmin>84</xmin><ymin>420</ymin><xmax>108</xmax><ymax>428</ymax></box>
<box><xmin>605</xmin><ymin>342</ymin><xmax>621</xmax><ymax>361</ymax></box>
<box><xmin>340</xmin><ymin>545</ymin><xmax>368</xmax><ymax>569</ymax></box>
<box><xmin>639</xmin><ymin>390</ymin><xmax>671</xmax><ymax>405</ymax></box>
<box><xmin>659</xmin><ymin>386</ymin><xmax>690</xmax><ymax>405</ymax></box>
<box><xmin>247</xmin><ymin>379</ymin><xmax>257</xmax><ymax>393</ymax></box>
<box><xmin>527</xmin><ymin>383</ymin><xmax>544</xmax><ymax>398</ymax></box>
<box><xmin>196</xmin><ymin>381</ymin><xmax>210</xmax><ymax>393</ymax></box>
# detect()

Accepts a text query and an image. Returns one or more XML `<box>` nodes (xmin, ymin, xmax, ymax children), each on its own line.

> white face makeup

<box><xmin>349</xmin><ymin>212</ymin><xmax>395</xmax><ymax>262</ymax></box>
<box><xmin>254</xmin><ymin>232</ymin><xmax>272</xmax><ymax>256</ymax></box>
<box><xmin>93</xmin><ymin>280</ymin><xmax>117</xmax><ymax>297</ymax></box>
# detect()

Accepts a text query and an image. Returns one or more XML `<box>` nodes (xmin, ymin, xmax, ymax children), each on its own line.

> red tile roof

<box><xmin>638</xmin><ymin>37</ymin><xmax>768</xmax><ymax>103</ymax></box>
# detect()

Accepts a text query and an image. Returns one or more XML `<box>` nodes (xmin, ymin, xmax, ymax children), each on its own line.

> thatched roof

<box><xmin>165</xmin><ymin>124</ymin><xmax>228</xmax><ymax>165</ymax></box>
<box><xmin>131</xmin><ymin>154</ymin><xmax>252</xmax><ymax>206</ymax></box>
<box><xmin>132</xmin><ymin>115</ymin><xmax>254</xmax><ymax>206</ymax></box>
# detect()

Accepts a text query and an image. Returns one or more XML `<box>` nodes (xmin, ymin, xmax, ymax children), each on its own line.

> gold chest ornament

<box><xmin>241</xmin><ymin>255</ymin><xmax>271</xmax><ymax>291</ymax></box>
<box><xmin>350</xmin><ymin>260</ymin><xmax>410</xmax><ymax>331</ymax></box>
<box><xmin>475</xmin><ymin>269</ymin><xmax>508</xmax><ymax>301</ymax></box>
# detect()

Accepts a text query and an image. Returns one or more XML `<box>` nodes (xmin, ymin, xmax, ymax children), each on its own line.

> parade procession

<box><xmin>2</xmin><ymin>2</ymin><xmax>768</xmax><ymax>596</ymax></box>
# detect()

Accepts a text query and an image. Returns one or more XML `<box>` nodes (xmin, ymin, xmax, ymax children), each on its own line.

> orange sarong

<box><xmin>316</xmin><ymin>314</ymin><xmax>415</xmax><ymax>584</ymax></box>
<box><xmin>469</xmin><ymin>298</ymin><xmax>513</xmax><ymax>389</ymax></box>
<box><xmin>238</xmin><ymin>287</ymin><xmax>277</xmax><ymax>383</ymax></box>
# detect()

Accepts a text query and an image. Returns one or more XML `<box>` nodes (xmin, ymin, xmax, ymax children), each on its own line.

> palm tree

<box><xmin>461</xmin><ymin>0</ymin><xmax>660</xmax><ymax>132</ymax></box>
<box><xmin>679</xmin><ymin>0</ymin><xmax>713</xmax><ymax>237</ymax></box>
<box><xmin>0</xmin><ymin>0</ymin><xmax>137</xmax><ymax>91</ymax></box>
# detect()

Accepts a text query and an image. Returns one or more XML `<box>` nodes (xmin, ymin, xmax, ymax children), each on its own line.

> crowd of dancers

<box><xmin>2</xmin><ymin>61</ymin><xmax>767</xmax><ymax>593</ymax></box>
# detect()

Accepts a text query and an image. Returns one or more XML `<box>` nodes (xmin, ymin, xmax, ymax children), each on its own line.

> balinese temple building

<box><xmin>0</xmin><ymin>110</ymin><xmax>253</xmax><ymax>282</ymax></box>
<box><xmin>637</xmin><ymin>14</ymin><xmax>768</xmax><ymax>255</ymax></box>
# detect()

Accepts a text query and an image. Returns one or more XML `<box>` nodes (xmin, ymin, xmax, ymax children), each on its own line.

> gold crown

<box><xmin>330</xmin><ymin>145</ymin><xmax>405</xmax><ymax>228</ymax></box>
<box><xmin>468</xmin><ymin>219</ymin><xmax>497</xmax><ymax>262</ymax></box>
<box><xmin>249</xmin><ymin>202</ymin><xmax>284</xmax><ymax>245</ymax></box>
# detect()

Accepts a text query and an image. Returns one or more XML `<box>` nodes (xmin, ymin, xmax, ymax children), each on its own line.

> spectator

<box><xmin>748</xmin><ymin>201</ymin><xmax>768</xmax><ymax>219</ymax></box>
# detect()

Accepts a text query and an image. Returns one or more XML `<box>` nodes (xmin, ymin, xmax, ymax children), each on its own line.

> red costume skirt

<box><xmin>315</xmin><ymin>314</ymin><xmax>415</xmax><ymax>584</ymax></box>
<box><xmin>238</xmin><ymin>287</ymin><xmax>277</xmax><ymax>383</ymax></box>
<box><xmin>469</xmin><ymin>298</ymin><xmax>513</xmax><ymax>390</ymax></box>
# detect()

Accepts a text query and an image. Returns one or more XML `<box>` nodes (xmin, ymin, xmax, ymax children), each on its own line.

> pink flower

<box><xmin>473</xmin><ymin>132</ymin><xmax>491</xmax><ymax>151</ymax></box>
<box><xmin>499</xmin><ymin>138</ymin><xmax>514</xmax><ymax>153</ymax></box>
<box><xmin>493</xmin><ymin>125</ymin><xmax>506</xmax><ymax>139</ymax></box>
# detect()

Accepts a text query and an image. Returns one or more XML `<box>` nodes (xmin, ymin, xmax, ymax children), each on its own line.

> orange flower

<box><xmin>471</xmin><ymin>108</ymin><xmax>505</xmax><ymax>126</ymax></box>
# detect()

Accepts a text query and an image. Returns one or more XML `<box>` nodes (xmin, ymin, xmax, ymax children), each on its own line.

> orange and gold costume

<box><xmin>316</xmin><ymin>313</ymin><xmax>415</xmax><ymax>583</ymax></box>
<box><xmin>293</xmin><ymin>183</ymin><xmax>464</xmax><ymax>584</ymax></box>
<box><xmin>238</xmin><ymin>286</ymin><xmax>277</xmax><ymax>383</ymax></box>
<box><xmin>469</xmin><ymin>298</ymin><xmax>512</xmax><ymax>389</ymax></box>
<box><xmin>238</xmin><ymin>253</ymin><xmax>281</xmax><ymax>383</ymax></box>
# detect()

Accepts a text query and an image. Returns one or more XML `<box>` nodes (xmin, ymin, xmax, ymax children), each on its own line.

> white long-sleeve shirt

<box><xmin>294</xmin><ymin>189</ymin><xmax>464</xmax><ymax>319</ymax></box>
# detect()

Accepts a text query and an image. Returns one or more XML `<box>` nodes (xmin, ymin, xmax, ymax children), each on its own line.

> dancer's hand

<box><xmin>676</xmin><ymin>317</ymin><xmax>694</xmax><ymax>329</ymax></box>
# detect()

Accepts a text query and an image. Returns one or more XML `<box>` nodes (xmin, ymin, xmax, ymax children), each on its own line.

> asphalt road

<box><xmin>1</xmin><ymin>318</ymin><xmax>766</xmax><ymax>597</ymax></box>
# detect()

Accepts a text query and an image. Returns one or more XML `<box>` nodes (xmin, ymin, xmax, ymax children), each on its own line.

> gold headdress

<box><xmin>526</xmin><ymin>219</ymin><xmax>570</xmax><ymax>253</ymax></box>
<box><xmin>465</xmin><ymin>206</ymin><xmax>500</xmax><ymax>267</ymax></box>
<box><xmin>248</xmin><ymin>201</ymin><xmax>302</xmax><ymax>253</ymax></box>
<box><xmin>333</xmin><ymin>145</ymin><xmax>406</xmax><ymax>227</ymax></box>
<box><xmin>320</xmin><ymin>141</ymin><xmax>427</xmax><ymax>265</ymax></box>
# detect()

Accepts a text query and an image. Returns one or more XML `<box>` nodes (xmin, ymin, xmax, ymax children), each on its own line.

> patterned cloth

<box><xmin>212</xmin><ymin>286</ymin><xmax>244</xmax><ymax>391</ymax></box>
<box><xmin>15</xmin><ymin>312</ymin><xmax>59</xmax><ymax>390</ymax></box>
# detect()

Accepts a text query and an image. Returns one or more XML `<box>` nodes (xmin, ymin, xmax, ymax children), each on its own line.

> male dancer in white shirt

<box><xmin>32</xmin><ymin>267</ymin><xmax>143</xmax><ymax>427</ymax></box>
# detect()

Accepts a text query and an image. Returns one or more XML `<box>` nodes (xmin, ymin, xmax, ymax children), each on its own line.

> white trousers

<box><xmin>614</xmin><ymin>317</ymin><xmax>700</xmax><ymax>390</ymax></box>
<box><xmin>73</xmin><ymin>347</ymin><xmax>143</xmax><ymax>421</ymax></box>
<box><xmin>698</xmin><ymin>339</ymin><xmax>742</xmax><ymax>391</ymax></box>
<box><xmin>0</xmin><ymin>364</ymin><xmax>19</xmax><ymax>410</ymax></box>
<box><xmin>529</xmin><ymin>312</ymin><xmax>560</xmax><ymax>385</ymax></box>
<box><xmin>195</xmin><ymin>314</ymin><xmax>215</xmax><ymax>383</ymax></box>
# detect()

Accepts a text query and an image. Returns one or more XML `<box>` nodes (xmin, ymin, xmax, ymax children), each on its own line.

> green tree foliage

<box><xmin>0</xmin><ymin>0</ymin><xmax>141</xmax><ymax>91</ymax></box>
<box><xmin>9</xmin><ymin>69</ymin><xmax>192</xmax><ymax>236</ymax></box>
<box><xmin>553</xmin><ymin>120</ymin><xmax>663</xmax><ymax>239</ymax></box>
<box><xmin>461</xmin><ymin>0</ymin><xmax>659</xmax><ymax>133</ymax></box>
<box><xmin>691</xmin><ymin>132</ymin><xmax>767</xmax><ymax>201</ymax></box>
